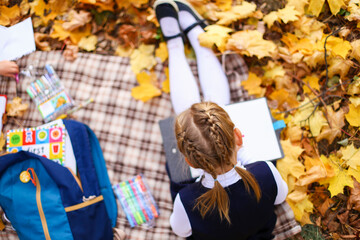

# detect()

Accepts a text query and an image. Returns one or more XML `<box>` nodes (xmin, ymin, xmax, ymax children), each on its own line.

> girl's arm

<box><xmin>265</xmin><ymin>161</ymin><xmax>288</xmax><ymax>205</ymax></box>
<box><xmin>0</xmin><ymin>61</ymin><xmax>19</xmax><ymax>78</ymax></box>
<box><xmin>170</xmin><ymin>194</ymin><xmax>192</xmax><ymax>237</ymax></box>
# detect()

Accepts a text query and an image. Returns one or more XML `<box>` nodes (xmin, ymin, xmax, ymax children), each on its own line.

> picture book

<box><xmin>159</xmin><ymin>98</ymin><xmax>286</xmax><ymax>182</ymax></box>
<box><xmin>7</xmin><ymin>124</ymin><xmax>66</xmax><ymax>166</ymax></box>
<box><xmin>0</xmin><ymin>18</ymin><xmax>35</xmax><ymax>61</ymax></box>
<box><xmin>113</xmin><ymin>175</ymin><xmax>160</xmax><ymax>228</ymax></box>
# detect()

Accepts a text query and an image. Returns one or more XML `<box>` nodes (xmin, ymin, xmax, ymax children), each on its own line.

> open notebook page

<box><xmin>0</xmin><ymin>18</ymin><xmax>35</xmax><ymax>61</ymax></box>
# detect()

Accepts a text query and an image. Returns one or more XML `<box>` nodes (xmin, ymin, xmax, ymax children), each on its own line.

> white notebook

<box><xmin>0</xmin><ymin>18</ymin><xmax>36</xmax><ymax>61</ymax></box>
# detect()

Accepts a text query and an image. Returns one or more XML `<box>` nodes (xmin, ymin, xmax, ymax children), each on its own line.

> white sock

<box><xmin>178</xmin><ymin>11</ymin><xmax>230</xmax><ymax>105</ymax></box>
<box><xmin>159</xmin><ymin>17</ymin><xmax>181</xmax><ymax>38</ymax></box>
<box><xmin>167</xmin><ymin>36</ymin><xmax>201</xmax><ymax>115</ymax></box>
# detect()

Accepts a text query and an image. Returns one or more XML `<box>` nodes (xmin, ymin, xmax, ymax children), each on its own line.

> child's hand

<box><xmin>0</xmin><ymin>61</ymin><xmax>19</xmax><ymax>78</ymax></box>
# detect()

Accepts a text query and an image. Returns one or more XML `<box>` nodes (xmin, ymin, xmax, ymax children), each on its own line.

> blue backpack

<box><xmin>0</xmin><ymin>120</ymin><xmax>117</xmax><ymax>240</ymax></box>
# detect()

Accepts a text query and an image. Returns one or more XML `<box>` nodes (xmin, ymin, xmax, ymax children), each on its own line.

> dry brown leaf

<box><xmin>62</xmin><ymin>10</ymin><xmax>92</xmax><ymax>31</ymax></box>
<box><xmin>316</xmin><ymin>107</ymin><xmax>345</xmax><ymax>144</ymax></box>
<box><xmin>34</xmin><ymin>33</ymin><xmax>51</xmax><ymax>51</ymax></box>
<box><xmin>6</xmin><ymin>97</ymin><xmax>28</xmax><ymax>117</ymax></box>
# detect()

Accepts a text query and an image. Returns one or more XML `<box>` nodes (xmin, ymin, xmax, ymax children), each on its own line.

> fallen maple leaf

<box><xmin>302</xmin><ymin>75</ymin><xmax>320</xmax><ymax>94</ymax></box>
<box><xmin>321</xmin><ymin>57</ymin><xmax>353</xmax><ymax>79</ymax></box>
<box><xmin>345</xmin><ymin>103</ymin><xmax>360</xmax><ymax>127</ymax></box>
<box><xmin>131</xmin><ymin>72</ymin><xmax>161</xmax><ymax>102</ymax></box>
<box><xmin>349</xmin><ymin>39</ymin><xmax>360</xmax><ymax>63</ymax></box>
<box><xmin>155</xmin><ymin>42</ymin><xmax>168</xmax><ymax>63</ymax></box>
<box><xmin>277</xmin><ymin>139</ymin><xmax>305</xmax><ymax>180</ymax></box>
<box><xmin>0</xmin><ymin>5</ymin><xmax>21</xmax><ymax>26</ymax></box>
<box><xmin>130</xmin><ymin>44</ymin><xmax>157</xmax><ymax>75</ymax></box>
<box><xmin>115</xmin><ymin>46</ymin><xmax>133</xmax><ymax>57</ymax></box>
<box><xmin>287</xmin><ymin>0</ymin><xmax>309</xmax><ymax>15</ymax></box>
<box><xmin>198</xmin><ymin>25</ymin><xmax>233</xmax><ymax>52</ymax></box>
<box><xmin>277</xmin><ymin>5</ymin><xmax>301</xmax><ymax>24</ymax></box>
<box><xmin>316</xmin><ymin>35</ymin><xmax>352</xmax><ymax>59</ymax></box>
<box><xmin>240</xmin><ymin>72</ymin><xmax>265</xmax><ymax>97</ymax></box>
<box><xmin>34</xmin><ymin>33</ymin><xmax>51</xmax><ymax>51</ymax></box>
<box><xmin>226</xmin><ymin>30</ymin><xmax>277</xmax><ymax>59</ymax></box>
<box><xmin>6</xmin><ymin>97</ymin><xmax>28</xmax><ymax>117</ymax></box>
<box><xmin>215</xmin><ymin>1</ymin><xmax>257</xmax><ymax>25</ymax></box>
<box><xmin>316</xmin><ymin>106</ymin><xmax>345</xmax><ymax>144</ymax></box>
<box><xmin>341</xmin><ymin>144</ymin><xmax>360</xmax><ymax>170</ymax></box>
<box><xmin>78</xmin><ymin>35</ymin><xmax>97</xmax><ymax>52</ymax></box>
<box><xmin>296</xmin><ymin>165</ymin><xmax>328</xmax><ymax>186</ymax></box>
<box><xmin>288</xmin><ymin>195</ymin><xmax>313</xmax><ymax>224</ymax></box>
<box><xmin>215</xmin><ymin>0</ymin><xmax>232</xmax><ymax>11</ymax></box>
<box><xmin>62</xmin><ymin>10</ymin><xmax>92</xmax><ymax>31</ymax></box>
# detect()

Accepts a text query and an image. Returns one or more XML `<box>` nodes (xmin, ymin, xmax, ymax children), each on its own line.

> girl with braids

<box><xmin>154</xmin><ymin>0</ymin><xmax>288</xmax><ymax>239</ymax></box>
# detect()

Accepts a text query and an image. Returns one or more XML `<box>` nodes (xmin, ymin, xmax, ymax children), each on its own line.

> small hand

<box><xmin>0</xmin><ymin>61</ymin><xmax>19</xmax><ymax>78</ymax></box>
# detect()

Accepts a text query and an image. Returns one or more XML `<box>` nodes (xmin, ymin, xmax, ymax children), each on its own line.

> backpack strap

<box><xmin>63</xmin><ymin>120</ymin><xmax>101</xmax><ymax>198</ymax></box>
<box><xmin>64</xmin><ymin>120</ymin><xmax>117</xmax><ymax>227</ymax></box>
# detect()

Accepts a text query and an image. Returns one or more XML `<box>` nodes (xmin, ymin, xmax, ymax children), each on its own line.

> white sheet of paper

<box><xmin>0</xmin><ymin>18</ymin><xmax>36</xmax><ymax>61</ymax></box>
<box><xmin>224</xmin><ymin>98</ymin><xmax>282</xmax><ymax>163</ymax></box>
<box><xmin>39</xmin><ymin>119</ymin><xmax>77</xmax><ymax>173</ymax></box>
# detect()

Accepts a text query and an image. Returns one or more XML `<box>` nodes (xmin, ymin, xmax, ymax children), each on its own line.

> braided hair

<box><xmin>175</xmin><ymin>102</ymin><xmax>261</xmax><ymax>223</ymax></box>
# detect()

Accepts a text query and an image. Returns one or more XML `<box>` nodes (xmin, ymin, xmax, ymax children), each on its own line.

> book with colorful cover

<box><xmin>113</xmin><ymin>175</ymin><xmax>160</xmax><ymax>228</ymax></box>
<box><xmin>6</xmin><ymin>124</ymin><xmax>66</xmax><ymax>166</ymax></box>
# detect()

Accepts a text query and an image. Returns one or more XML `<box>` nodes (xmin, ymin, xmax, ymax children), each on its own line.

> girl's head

<box><xmin>175</xmin><ymin>102</ymin><xmax>261</xmax><ymax>223</ymax></box>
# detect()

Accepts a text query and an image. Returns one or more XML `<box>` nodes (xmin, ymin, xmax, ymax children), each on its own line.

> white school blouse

<box><xmin>169</xmin><ymin>148</ymin><xmax>288</xmax><ymax>238</ymax></box>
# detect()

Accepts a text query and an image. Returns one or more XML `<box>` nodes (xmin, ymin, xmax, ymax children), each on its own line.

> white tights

<box><xmin>160</xmin><ymin>12</ymin><xmax>230</xmax><ymax>115</ymax></box>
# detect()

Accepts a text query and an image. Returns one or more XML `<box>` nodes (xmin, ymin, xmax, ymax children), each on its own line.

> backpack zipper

<box><xmin>27</xmin><ymin>168</ymin><xmax>51</xmax><ymax>240</ymax></box>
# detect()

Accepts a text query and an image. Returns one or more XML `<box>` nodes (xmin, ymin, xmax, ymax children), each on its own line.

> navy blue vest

<box><xmin>179</xmin><ymin>161</ymin><xmax>277</xmax><ymax>240</ymax></box>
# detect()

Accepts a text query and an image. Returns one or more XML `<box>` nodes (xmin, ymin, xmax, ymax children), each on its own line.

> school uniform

<box><xmin>169</xmin><ymin>148</ymin><xmax>288</xmax><ymax>240</ymax></box>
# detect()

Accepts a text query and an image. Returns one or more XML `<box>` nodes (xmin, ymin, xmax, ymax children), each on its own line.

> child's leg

<box><xmin>178</xmin><ymin>12</ymin><xmax>230</xmax><ymax>105</ymax></box>
<box><xmin>160</xmin><ymin>17</ymin><xmax>201</xmax><ymax>114</ymax></box>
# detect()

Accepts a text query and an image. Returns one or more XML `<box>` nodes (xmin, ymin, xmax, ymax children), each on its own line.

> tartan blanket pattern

<box><xmin>0</xmin><ymin>51</ymin><xmax>300</xmax><ymax>240</ymax></box>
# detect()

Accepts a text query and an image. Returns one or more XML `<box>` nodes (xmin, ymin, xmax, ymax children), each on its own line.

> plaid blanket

<box><xmin>0</xmin><ymin>51</ymin><xmax>301</xmax><ymax>240</ymax></box>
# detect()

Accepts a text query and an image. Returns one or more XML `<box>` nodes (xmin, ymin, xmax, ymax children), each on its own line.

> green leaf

<box><xmin>337</xmin><ymin>138</ymin><xmax>349</xmax><ymax>146</ymax></box>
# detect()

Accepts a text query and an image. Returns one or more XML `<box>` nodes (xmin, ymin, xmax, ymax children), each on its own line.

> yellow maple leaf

<box><xmin>348</xmin><ymin>77</ymin><xmax>360</xmax><ymax>95</ymax></box>
<box><xmin>277</xmin><ymin>5</ymin><xmax>301</xmax><ymax>24</ymax></box>
<box><xmin>215</xmin><ymin>0</ymin><xmax>232</xmax><ymax>11</ymax></box>
<box><xmin>263</xmin><ymin>62</ymin><xmax>285</xmax><ymax>80</ymax></box>
<box><xmin>345</xmin><ymin>103</ymin><xmax>360</xmax><ymax>126</ymax></box>
<box><xmin>285</xmin><ymin>125</ymin><xmax>304</xmax><ymax>143</ymax></box>
<box><xmin>307</xmin><ymin>0</ymin><xmax>325</xmax><ymax>17</ymax></box>
<box><xmin>131</xmin><ymin>72</ymin><xmax>161</xmax><ymax>102</ymax></box>
<box><xmin>215</xmin><ymin>1</ymin><xmax>257</xmax><ymax>25</ymax></box>
<box><xmin>0</xmin><ymin>5</ymin><xmax>21</xmax><ymax>26</ymax></box>
<box><xmin>291</xmin><ymin>102</ymin><xmax>328</xmax><ymax>137</ymax></box>
<box><xmin>30</xmin><ymin>0</ymin><xmax>58</xmax><ymax>24</ymax></box>
<box><xmin>287</xmin><ymin>0</ymin><xmax>309</xmax><ymax>15</ymax></box>
<box><xmin>263</xmin><ymin>11</ymin><xmax>278</xmax><ymax>28</ymax></box>
<box><xmin>350</xmin><ymin>40</ymin><xmax>360</xmax><ymax>63</ymax></box>
<box><xmin>226</xmin><ymin>30</ymin><xmax>277</xmax><ymax>59</ymax></box>
<box><xmin>348</xmin><ymin>167</ymin><xmax>360</xmax><ymax>182</ymax></box>
<box><xmin>342</xmin><ymin>144</ymin><xmax>360</xmax><ymax>170</ymax></box>
<box><xmin>130</xmin><ymin>44</ymin><xmax>157</xmax><ymax>75</ymax></box>
<box><xmin>155</xmin><ymin>42</ymin><xmax>168</xmax><ymax>63</ymax></box>
<box><xmin>287</xmin><ymin>196</ymin><xmax>313</xmax><ymax>224</ymax></box>
<box><xmin>326</xmin><ymin>168</ymin><xmax>353</xmax><ymax>196</ymax></box>
<box><xmin>327</xmin><ymin>0</ymin><xmax>345</xmax><ymax>15</ymax></box>
<box><xmin>277</xmin><ymin>139</ymin><xmax>305</xmax><ymax>180</ymax></box>
<box><xmin>162</xmin><ymin>67</ymin><xmax>170</xmax><ymax>93</ymax></box>
<box><xmin>316</xmin><ymin>35</ymin><xmax>352</xmax><ymax>59</ymax></box>
<box><xmin>350</xmin><ymin>96</ymin><xmax>360</xmax><ymax>107</ymax></box>
<box><xmin>316</xmin><ymin>107</ymin><xmax>345</xmax><ymax>143</ymax></box>
<box><xmin>50</xmin><ymin>21</ymin><xmax>91</xmax><ymax>44</ymax></box>
<box><xmin>198</xmin><ymin>25</ymin><xmax>233</xmax><ymax>52</ymax></box>
<box><xmin>241</xmin><ymin>72</ymin><xmax>265</xmax><ymax>97</ymax></box>
<box><xmin>115</xmin><ymin>46</ymin><xmax>133</xmax><ymax>57</ymax></box>
<box><xmin>78</xmin><ymin>35</ymin><xmax>97</xmax><ymax>52</ymax></box>
<box><xmin>302</xmin><ymin>75</ymin><xmax>320</xmax><ymax>94</ymax></box>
